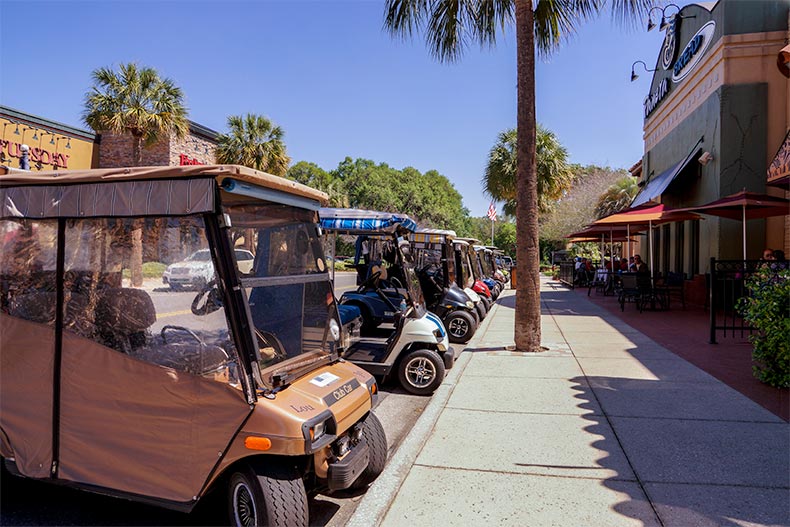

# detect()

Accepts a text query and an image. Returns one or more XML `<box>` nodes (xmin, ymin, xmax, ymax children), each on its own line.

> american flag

<box><xmin>487</xmin><ymin>202</ymin><xmax>497</xmax><ymax>221</ymax></box>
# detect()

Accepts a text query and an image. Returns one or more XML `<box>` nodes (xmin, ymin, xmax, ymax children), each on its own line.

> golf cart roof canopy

<box><xmin>0</xmin><ymin>165</ymin><xmax>328</xmax><ymax>219</ymax></box>
<box><xmin>456</xmin><ymin>237</ymin><xmax>480</xmax><ymax>244</ymax></box>
<box><xmin>319</xmin><ymin>207</ymin><xmax>417</xmax><ymax>235</ymax></box>
<box><xmin>413</xmin><ymin>228</ymin><xmax>457</xmax><ymax>244</ymax></box>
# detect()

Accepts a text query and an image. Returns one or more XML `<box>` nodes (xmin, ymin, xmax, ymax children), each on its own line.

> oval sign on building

<box><xmin>672</xmin><ymin>21</ymin><xmax>716</xmax><ymax>83</ymax></box>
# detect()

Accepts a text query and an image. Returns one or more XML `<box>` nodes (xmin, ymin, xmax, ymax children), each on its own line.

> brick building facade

<box><xmin>97</xmin><ymin>121</ymin><xmax>218</xmax><ymax>168</ymax></box>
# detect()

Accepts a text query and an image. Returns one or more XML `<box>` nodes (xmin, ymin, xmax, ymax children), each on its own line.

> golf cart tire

<box><xmin>397</xmin><ymin>348</ymin><xmax>446</xmax><ymax>396</ymax></box>
<box><xmin>350</xmin><ymin>412</ymin><xmax>388</xmax><ymax>489</ymax></box>
<box><xmin>481</xmin><ymin>295</ymin><xmax>492</xmax><ymax>310</ymax></box>
<box><xmin>475</xmin><ymin>301</ymin><xmax>487</xmax><ymax>321</ymax></box>
<box><xmin>227</xmin><ymin>463</ymin><xmax>308</xmax><ymax>527</ymax></box>
<box><xmin>444</xmin><ymin>310</ymin><xmax>476</xmax><ymax>344</ymax></box>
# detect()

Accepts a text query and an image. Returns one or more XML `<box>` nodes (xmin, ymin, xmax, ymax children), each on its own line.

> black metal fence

<box><xmin>559</xmin><ymin>262</ymin><xmax>575</xmax><ymax>289</ymax></box>
<box><xmin>708</xmin><ymin>258</ymin><xmax>784</xmax><ymax>343</ymax></box>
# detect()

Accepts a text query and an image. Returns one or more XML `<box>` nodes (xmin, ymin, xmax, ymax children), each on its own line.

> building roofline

<box><xmin>189</xmin><ymin>120</ymin><xmax>220</xmax><ymax>141</ymax></box>
<box><xmin>0</xmin><ymin>105</ymin><xmax>96</xmax><ymax>141</ymax></box>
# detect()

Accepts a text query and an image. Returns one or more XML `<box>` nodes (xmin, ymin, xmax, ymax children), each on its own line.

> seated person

<box><xmin>634</xmin><ymin>255</ymin><xmax>649</xmax><ymax>275</ymax></box>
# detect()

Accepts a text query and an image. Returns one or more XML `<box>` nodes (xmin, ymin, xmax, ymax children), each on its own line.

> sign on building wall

<box><xmin>643</xmin><ymin>7</ymin><xmax>717</xmax><ymax>119</ymax></box>
<box><xmin>768</xmin><ymin>130</ymin><xmax>790</xmax><ymax>185</ymax></box>
<box><xmin>0</xmin><ymin>116</ymin><xmax>96</xmax><ymax>171</ymax></box>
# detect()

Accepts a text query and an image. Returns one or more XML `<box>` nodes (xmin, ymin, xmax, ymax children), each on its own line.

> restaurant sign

<box><xmin>644</xmin><ymin>78</ymin><xmax>669</xmax><ymax>118</ymax></box>
<box><xmin>767</xmin><ymin>130</ymin><xmax>790</xmax><ymax>185</ymax></box>
<box><xmin>672</xmin><ymin>21</ymin><xmax>716</xmax><ymax>83</ymax></box>
<box><xmin>0</xmin><ymin>140</ymin><xmax>69</xmax><ymax>168</ymax></box>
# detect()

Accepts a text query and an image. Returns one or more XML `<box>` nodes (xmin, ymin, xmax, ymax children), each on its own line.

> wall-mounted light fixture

<box><xmin>647</xmin><ymin>3</ymin><xmax>695</xmax><ymax>32</ymax></box>
<box><xmin>630</xmin><ymin>60</ymin><xmax>657</xmax><ymax>82</ymax></box>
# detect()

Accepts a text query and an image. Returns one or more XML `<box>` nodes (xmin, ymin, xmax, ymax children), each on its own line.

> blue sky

<box><xmin>0</xmin><ymin>0</ymin><xmax>692</xmax><ymax>216</ymax></box>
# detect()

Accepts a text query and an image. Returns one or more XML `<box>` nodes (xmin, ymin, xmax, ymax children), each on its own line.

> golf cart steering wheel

<box><xmin>161</xmin><ymin>325</ymin><xmax>206</xmax><ymax>347</ymax></box>
<box><xmin>191</xmin><ymin>280</ymin><xmax>223</xmax><ymax>316</ymax></box>
<box><xmin>356</xmin><ymin>271</ymin><xmax>382</xmax><ymax>293</ymax></box>
<box><xmin>255</xmin><ymin>329</ymin><xmax>286</xmax><ymax>363</ymax></box>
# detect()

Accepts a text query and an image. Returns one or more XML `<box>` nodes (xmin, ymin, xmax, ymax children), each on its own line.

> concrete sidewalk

<box><xmin>348</xmin><ymin>277</ymin><xmax>789</xmax><ymax>527</ymax></box>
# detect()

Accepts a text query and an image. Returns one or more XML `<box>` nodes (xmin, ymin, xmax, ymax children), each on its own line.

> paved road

<box><xmin>0</xmin><ymin>272</ymin><xmax>432</xmax><ymax>526</ymax></box>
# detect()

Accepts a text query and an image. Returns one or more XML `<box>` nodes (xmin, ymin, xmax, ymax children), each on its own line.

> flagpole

<box><xmin>491</xmin><ymin>217</ymin><xmax>494</xmax><ymax>245</ymax></box>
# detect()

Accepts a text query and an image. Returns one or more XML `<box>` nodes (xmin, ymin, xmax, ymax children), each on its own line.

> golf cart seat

<box><xmin>8</xmin><ymin>291</ymin><xmax>92</xmax><ymax>337</ymax></box>
<box><xmin>337</xmin><ymin>304</ymin><xmax>362</xmax><ymax>325</ymax></box>
<box><xmin>95</xmin><ymin>288</ymin><xmax>156</xmax><ymax>353</ymax></box>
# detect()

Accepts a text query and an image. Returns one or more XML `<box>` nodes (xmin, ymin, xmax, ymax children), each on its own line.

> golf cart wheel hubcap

<box><xmin>233</xmin><ymin>482</ymin><xmax>256</xmax><ymax>527</ymax></box>
<box><xmin>448</xmin><ymin>317</ymin><xmax>468</xmax><ymax>337</ymax></box>
<box><xmin>405</xmin><ymin>357</ymin><xmax>436</xmax><ymax>387</ymax></box>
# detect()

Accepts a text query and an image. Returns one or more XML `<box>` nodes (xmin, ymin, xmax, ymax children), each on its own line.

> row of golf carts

<box><xmin>0</xmin><ymin>165</ymin><xmax>509</xmax><ymax>526</ymax></box>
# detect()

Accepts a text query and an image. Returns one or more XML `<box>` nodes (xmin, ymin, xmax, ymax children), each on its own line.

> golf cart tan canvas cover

<box><xmin>0</xmin><ymin>165</ymin><xmax>326</xmax><ymax>504</ymax></box>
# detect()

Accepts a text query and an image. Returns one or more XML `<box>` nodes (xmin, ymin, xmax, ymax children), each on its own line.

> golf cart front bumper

<box><xmin>327</xmin><ymin>439</ymin><xmax>370</xmax><ymax>491</ymax></box>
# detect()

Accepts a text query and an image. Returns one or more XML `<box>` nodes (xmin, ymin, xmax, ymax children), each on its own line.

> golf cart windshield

<box><xmin>413</xmin><ymin>230</ymin><xmax>456</xmax><ymax>286</ymax></box>
<box><xmin>478</xmin><ymin>250</ymin><xmax>493</xmax><ymax>276</ymax></box>
<box><xmin>222</xmin><ymin>202</ymin><xmax>338</xmax><ymax>388</ymax></box>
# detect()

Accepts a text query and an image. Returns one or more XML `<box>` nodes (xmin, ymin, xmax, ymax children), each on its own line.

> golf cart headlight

<box><xmin>329</xmin><ymin>319</ymin><xmax>341</xmax><ymax>341</ymax></box>
<box><xmin>466</xmin><ymin>301</ymin><xmax>474</xmax><ymax>309</ymax></box>
<box><xmin>302</xmin><ymin>410</ymin><xmax>336</xmax><ymax>452</ymax></box>
<box><xmin>312</xmin><ymin>420</ymin><xmax>326</xmax><ymax>441</ymax></box>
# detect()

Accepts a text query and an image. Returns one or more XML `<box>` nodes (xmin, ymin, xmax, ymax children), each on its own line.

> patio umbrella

<box><xmin>566</xmin><ymin>225</ymin><xmax>645</xmax><ymax>269</ymax></box>
<box><xmin>673</xmin><ymin>190</ymin><xmax>790</xmax><ymax>261</ymax></box>
<box><xmin>592</xmin><ymin>204</ymin><xmax>702</xmax><ymax>279</ymax></box>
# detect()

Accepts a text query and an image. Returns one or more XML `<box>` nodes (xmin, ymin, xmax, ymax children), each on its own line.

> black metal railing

<box><xmin>559</xmin><ymin>262</ymin><xmax>575</xmax><ymax>289</ymax></box>
<box><xmin>708</xmin><ymin>258</ymin><xmax>783</xmax><ymax>343</ymax></box>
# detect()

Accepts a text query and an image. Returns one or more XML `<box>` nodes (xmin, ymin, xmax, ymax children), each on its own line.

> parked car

<box><xmin>162</xmin><ymin>248</ymin><xmax>254</xmax><ymax>289</ymax></box>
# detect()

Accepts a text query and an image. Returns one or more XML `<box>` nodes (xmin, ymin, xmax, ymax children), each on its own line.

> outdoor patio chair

<box><xmin>617</xmin><ymin>273</ymin><xmax>646</xmax><ymax>312</ymax></box>
<box><xmin>662</xmin><ymin>272</ymin><xmax>686</xmax><ymax>309</ymax></box>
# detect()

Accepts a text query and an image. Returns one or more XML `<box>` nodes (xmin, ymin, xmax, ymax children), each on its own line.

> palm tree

<box><xmin>384</xmin><ymin>0</ymin><xmax>653</xmax><ymax>351</ymax></box>
<box><xmin>84</xmin><ymin>62</ymin><xmax>188</xmax><ymax>165</ymax></box>
<box><xmin>84</xmin><ymin>63</ymin><xmax>188</xmax><ymax>287</ymax></box>
<box><xmin>216</xmin><ymin>114</ymin><xmax>291</xmax><ymax>176</ymax></box>
<box><xmin>595</xmin><ymin>175</ymin><xmax>639</xmax><ymax>218</ymax></box>
<box><xmin>484</xmin><ymin>126</ymin><xmax>573</xmax><ymax>216</ymax></box>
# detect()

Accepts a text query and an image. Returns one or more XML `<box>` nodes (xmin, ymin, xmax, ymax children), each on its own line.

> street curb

<box><xmin>346</xmin><ymin>296</ymin><xmax>506</xmax><ymax>526</ymax></box>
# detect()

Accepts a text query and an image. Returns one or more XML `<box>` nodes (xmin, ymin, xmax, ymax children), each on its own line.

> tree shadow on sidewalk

<box><xmin>567</xmin><ymin>371</ymin><xmax>789</xmax><ymax>527</ymax></box>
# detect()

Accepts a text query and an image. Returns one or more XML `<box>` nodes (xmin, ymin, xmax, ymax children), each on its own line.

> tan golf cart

<box><xmin>0</xmin><ymin>165</ymin><xmax>386</xmax><ymax>526</ymax></box>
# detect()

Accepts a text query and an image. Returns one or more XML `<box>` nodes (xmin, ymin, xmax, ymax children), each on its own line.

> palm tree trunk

<box><xmin>515</xmin><ymin>0</ymin><xmax>542</xmax><ymax>352</ymax></box>
<box><xmin>130</xmin><ymin>133</ymin><xmax>144</xmax><ymax>287</ymax></box>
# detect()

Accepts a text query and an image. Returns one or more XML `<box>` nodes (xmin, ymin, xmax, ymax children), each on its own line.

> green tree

<box><xmin>494</xmin><ymin>221</ymin><xmax>517</xmax><ymax>256</ymax></box>
<box><xmin>83</xmin><ymin>62</ymin><xmax>188</xmax><ymax>166</ymax></box>
<box><xmin>332</xmin><ymin>157</ymin><xmax>469</xmax><ymax>231</ymax></box>
<box><xmin>594</xmin><ymin>175</ymin><xmax>639</xmax><ymax>219</ymax></box>
<box><xmin>484</xmin><ymin>126</ymin><xmax>573</xmax><ymax>216</ymax></box>
<box><xmin>384</xmin><ymin>0</ymin><xmax>653</xmax><ymax>351</ymax></box>
<box><xmin>287</xmin><ymin>161</ymin><xmax>349</xmax><ymax>207</ymax></box>
<box><xmin>216</xmin><ymin>114</ymin><xmax>291</xmax><ymax>176</ymax></box>
<box><xmin>540</xmin><ymin>165</ymin><xmax>628</xmax><ymax>246</ymax></box>
<box><xmin>83</xmin><ymin>62</ymin><xmax>188</xmax><ymax>287</ymax></box>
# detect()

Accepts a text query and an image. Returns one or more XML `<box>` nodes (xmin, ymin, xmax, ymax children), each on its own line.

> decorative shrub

<box><xmin>737</xmin><ymin>267</ymin><xmax>790</xmax><ymax>388</ymax></box>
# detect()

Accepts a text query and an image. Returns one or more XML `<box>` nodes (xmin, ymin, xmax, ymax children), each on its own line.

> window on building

<box><xmin>675</xmin><ymin>222</ymin><xmax>685</xmax><ymax>277</ymax></box>
<box><xmin>662</xmin><ymin>224</ymin><xmax>671</xmax><ymax>276</ymax></box>
<box><xmin>690</xmin><ymin>220</ymin><xmax>700</xmax><ymax>276</ymax></box>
